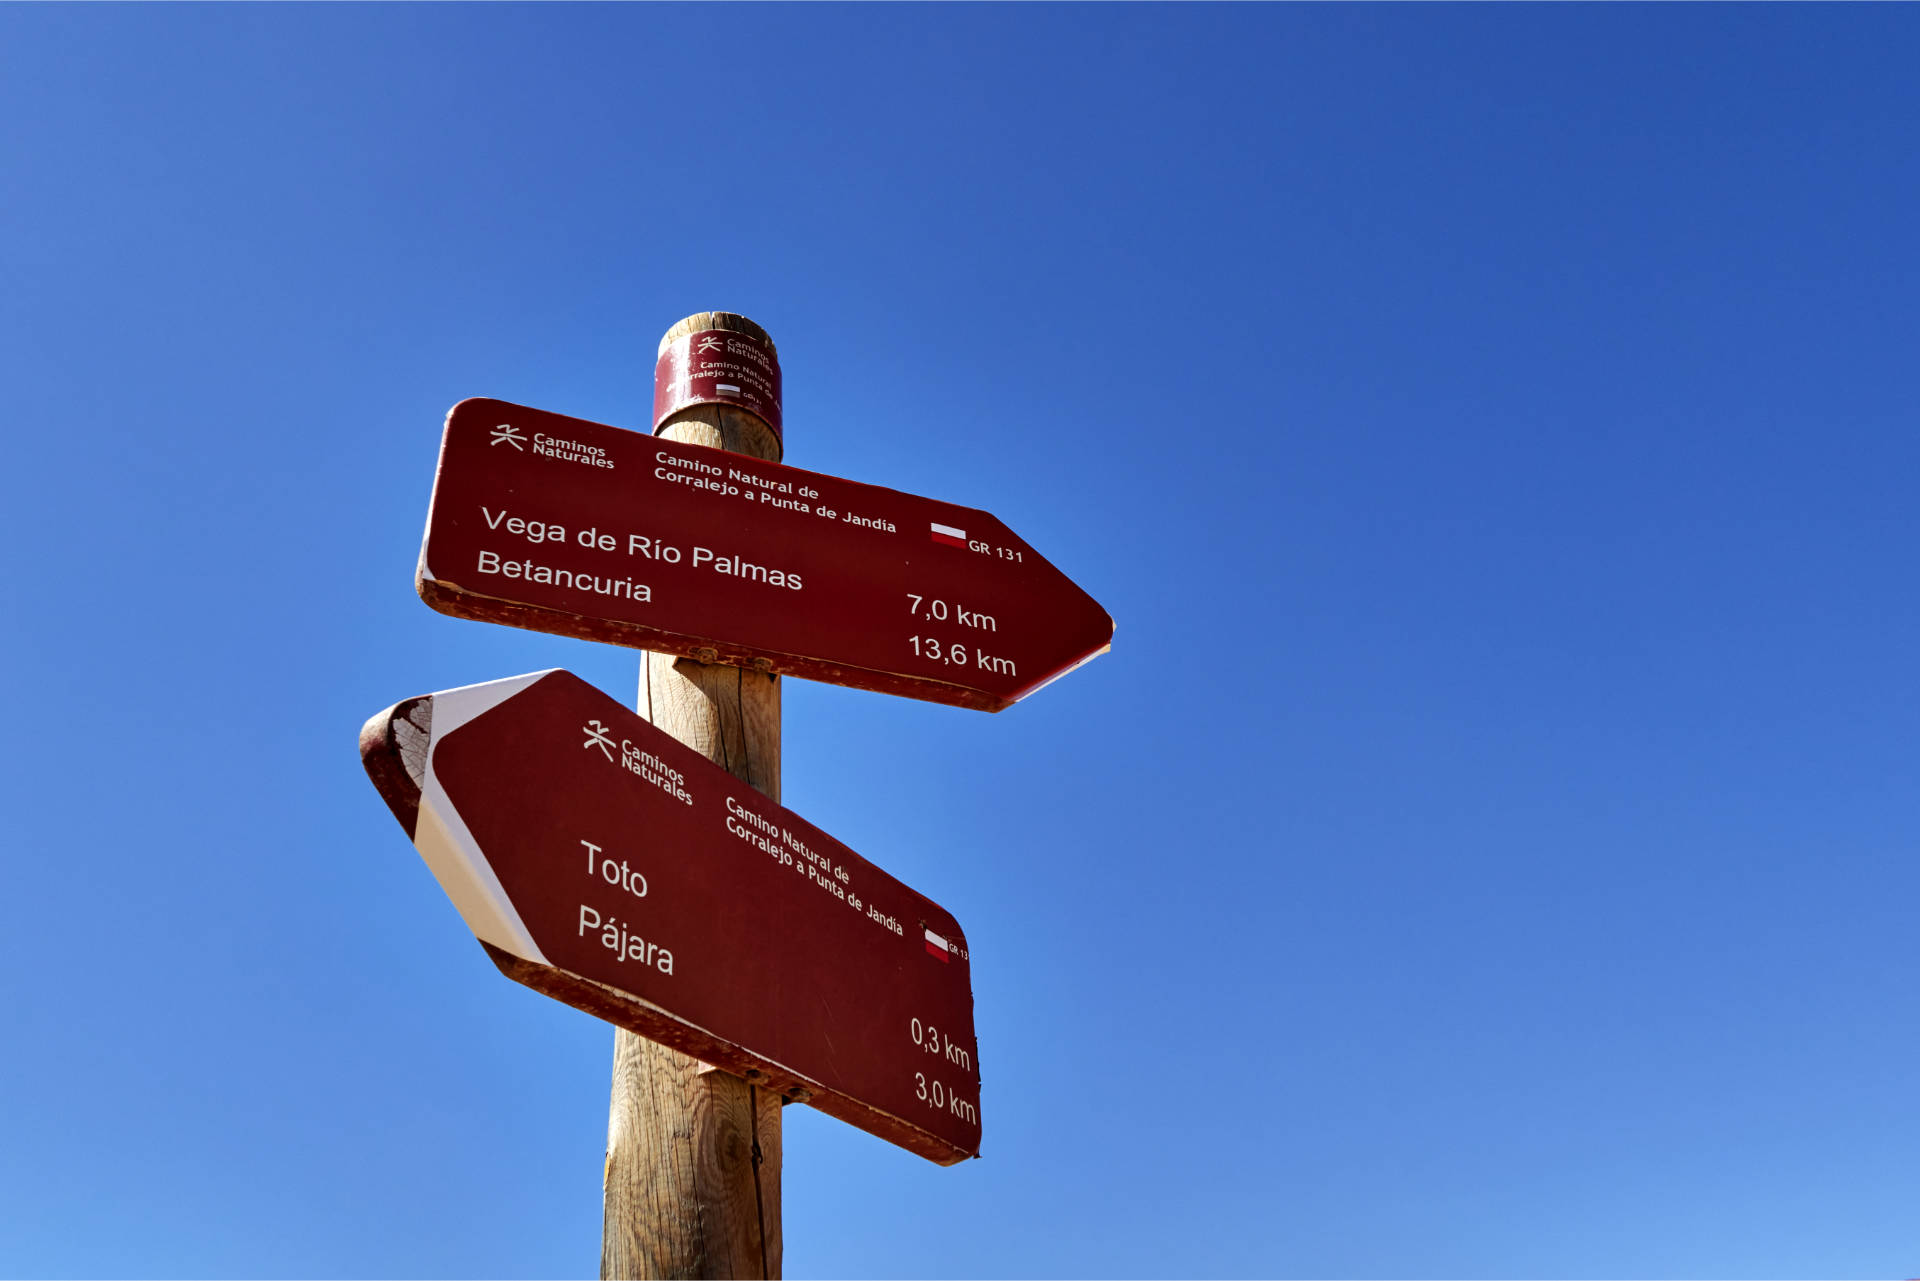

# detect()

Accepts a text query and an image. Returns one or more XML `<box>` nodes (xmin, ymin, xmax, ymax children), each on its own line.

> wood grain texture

<box><xmin>604</xmin><ymin>312</ymin><xmax>784</xmax><ymax>1280</ymax></box>
<box><xmin>603</xmin><ymin>1013</ymin><xmax>784</xmax><ymax>1281</ymax></box>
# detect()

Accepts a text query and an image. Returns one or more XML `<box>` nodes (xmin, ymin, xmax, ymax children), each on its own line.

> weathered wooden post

<box><xmin>601</xmin><ymin>312</ymin><xmax>785</xmax><ymax>1280</ymax></box>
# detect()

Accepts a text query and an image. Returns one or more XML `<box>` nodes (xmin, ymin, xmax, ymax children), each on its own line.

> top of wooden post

<box><xmin>653</xmin><ymin>311</ymin><xmax>783</xmax><ymax>463</ymax></box>
<box><xmin>656</xmin><ymin>311</ymin><xmax>777</xmax><ymax>359</ymax></box>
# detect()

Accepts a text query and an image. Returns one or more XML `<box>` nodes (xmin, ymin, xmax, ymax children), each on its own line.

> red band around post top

<box><xmin>652</xmin><ymin>328</ymin><xmax>783</xmax><ymax>445</ymax></box>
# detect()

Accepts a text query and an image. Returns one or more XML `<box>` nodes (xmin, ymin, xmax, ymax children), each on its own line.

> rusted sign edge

<box><xmin>358</xmin><ymin>693</ymin><xmax>976</xmax><ymax>1167</ymax></box>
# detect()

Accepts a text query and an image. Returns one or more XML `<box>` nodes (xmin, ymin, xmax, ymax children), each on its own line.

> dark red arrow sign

<box><xmin>360</xmin><ymin>669</ymin><xmax>982</xmax><ymax>1165</ymax></box>
<box><xmin>416</xmin><ymin>398</ymin><xmax>1112</xmax><ymax>712</ymax></box>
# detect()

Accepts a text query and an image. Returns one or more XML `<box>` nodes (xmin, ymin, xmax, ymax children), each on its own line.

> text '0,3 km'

<box><xmin>359</xmin><ymin>669</ymin><xmax>983</xmax><ymax>1165</ymax></box>
<box><xmin>417</xmin><ymin>398</ymin><xmax>1114</xmax><ymax>712</ymax></box>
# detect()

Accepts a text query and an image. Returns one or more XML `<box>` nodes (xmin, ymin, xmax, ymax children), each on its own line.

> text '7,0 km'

<box><xmin>360</xmin><ymin>669</ymin><xmax>983</xmax><ymax>1165</ymax></box>
<box><xmin>417</xmin><ymin>398</ymin><xmax>1113</xmax><ymax>712</ymax></box>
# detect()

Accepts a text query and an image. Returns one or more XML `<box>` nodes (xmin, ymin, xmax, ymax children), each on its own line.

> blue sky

<box><xmin>3</xmin><ymin>5</ymin><xmax>1917</xmax><ymax>1277</ymax></box>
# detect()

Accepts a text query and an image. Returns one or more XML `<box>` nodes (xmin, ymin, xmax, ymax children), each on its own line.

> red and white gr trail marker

<box><xmin>416</xmin><ymin>398</ymin><xmax>1113</xmax><ymax>712</ymax></box>
<box><xmin>360</xmin><ymin>669</ymin><xmax>982</xmax><ymax>1165</ymax></box>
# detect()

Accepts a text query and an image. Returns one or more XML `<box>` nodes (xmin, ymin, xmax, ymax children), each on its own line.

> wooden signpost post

<box><xmin>361</xmin><ymin>312</ymin><xmax>1112</xmax><ymax>1279</ymax></box>
<box><xmin>610</xmin><ymin>312</ymin><xmax>789</xmax><ymax>1280</ymax></box>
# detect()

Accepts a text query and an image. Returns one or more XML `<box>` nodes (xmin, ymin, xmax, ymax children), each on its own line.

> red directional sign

<box><xmin>416</xmin><ymin>398</ymin><xmax>1112</xmax><ymax>712</ymax></box>
<box><xmin>360</xmin><ymin>669</ymin><xmax>982</xmax><ymax>1165</ymax></box>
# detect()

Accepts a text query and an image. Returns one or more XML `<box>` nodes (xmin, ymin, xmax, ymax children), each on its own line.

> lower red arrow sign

<box><xmin>359</xmin><ymin>670</ymin><xmax>982</xmax><ymax>1165</ymax></box>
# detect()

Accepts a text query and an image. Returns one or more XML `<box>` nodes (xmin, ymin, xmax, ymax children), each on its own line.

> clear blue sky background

<box><xmin>3</xmin><ymin>6</ymin><xmax>1916</xmax><ymax>1278</ymax></box>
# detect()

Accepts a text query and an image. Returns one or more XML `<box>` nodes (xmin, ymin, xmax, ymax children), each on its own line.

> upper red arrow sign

<box><xmin>417</xmin><ymin>399</ymin><xmax>1113</xmax><ymax>712</ymax></box>
<box><xmin>361</xmin><ymin>669</ymin><xmax>982</xmax><ymax>1165</ymax></box>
